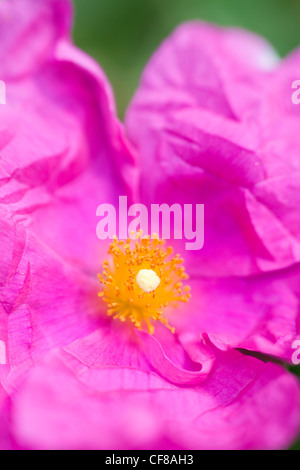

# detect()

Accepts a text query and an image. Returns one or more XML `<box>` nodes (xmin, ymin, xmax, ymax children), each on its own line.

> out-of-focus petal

<box><xmin>0</xmin><ymin>385</ymin><xmax>14</xmax><ymax>450</ymax></box>
<box><xmin>0</xmin><ymin>0</ymin><xmax>72</xmax><ymax>79</ymax></box>
<box><xmin>11</xmin><ymin>345</ymin><xmax>300</xmax><ymax>450</ymax></box>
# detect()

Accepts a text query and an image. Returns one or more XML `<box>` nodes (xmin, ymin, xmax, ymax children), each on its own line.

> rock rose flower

<box><xmin>0</xmin><ymin>0</ymin><xmax>300</xmax><ymax>450</ymax></box>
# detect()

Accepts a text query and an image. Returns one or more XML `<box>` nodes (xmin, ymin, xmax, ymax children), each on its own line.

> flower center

<box><xmin>98</xmin><ymin>231</ymin><xmax>191</xmax><ymax>334</ymax></box>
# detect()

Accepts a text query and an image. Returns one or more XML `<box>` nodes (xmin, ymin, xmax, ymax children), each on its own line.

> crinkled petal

<box><xmin>0</xmin><ymin>208</ymin><xmax>103</xmax><ymax>390</ymax></box>
<box><xmin>125</xmin><ymin>22</ymin><xmax>300</xmax><ymax>276</ymax></box>
<box><xmin>64</xmin><ymin>322</ymin><xmax>214</xmax><ymax>387</ymax></box>
<box><xmin>0</xmin><ymin>2</ymin><xmax>136</xmax><ymax>274</ymax></box>
<box><xmin>173</xmin><ymin>263</ymin><xmax>300</xmax><ymax>361</ymax></box>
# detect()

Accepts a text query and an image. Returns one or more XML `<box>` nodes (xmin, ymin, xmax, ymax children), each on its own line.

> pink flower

<box><xmin>126</xmin><ymin>21</ymin><xmax>300</xmax><ymax>361</ymax></box>
<box><xmin>0</xmin><ymin>0</ymin><xmax>300</xmax><ymax>450</ymax></box>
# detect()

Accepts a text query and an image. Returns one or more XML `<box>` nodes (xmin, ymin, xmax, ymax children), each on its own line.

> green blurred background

<box><xmin>72</xmin><ymin>0</ymin><xmax>300</xmax><ymax>448</ymax></box>
<box><xmin>73</xmin><ymin>0</ymin><xmax>300</xmax><ymax>118</ymax></box>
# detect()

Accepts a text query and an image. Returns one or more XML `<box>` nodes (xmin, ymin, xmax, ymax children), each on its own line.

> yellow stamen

<box><xmin>97</xmin><ymin>230</ymin><xmax>191</xmax><ymax>334</ymax></box>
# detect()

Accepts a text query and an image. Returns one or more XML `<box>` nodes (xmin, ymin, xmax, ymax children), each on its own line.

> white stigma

<box><xmin>136</xmin><ymin>269</ymin><xmax>161</xmax><ymax>293</ymax></box>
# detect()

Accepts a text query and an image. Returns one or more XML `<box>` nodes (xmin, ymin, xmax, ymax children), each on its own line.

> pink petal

<box><xmin>0</xmin><ymin>0</ymin><xmax>137</xmax><ymax>274</ymax></box>
<box><xmin>0</xmin><ymin>208</ymin><xmax>104</xmax><ymax>391</ymax></box>
<box><xmin>173</xmin><ymin>263</ymin><xmax>300</xmax><ymax>361</ymax></box>
<box><xmin>125</xmin><ymin>22</ymin><xmax>300</xmax><ymax>276</ymax></box>
<box><xmin>0</xmin><ymin>0</ymin><xmax>72</xmax><ymax>79</ymax></box>
<box><xmin>0</xmin><ymin>385</ymin><xmax>15</xmax><ymax>450</ymax></box>
<box><xmin>64</xmin><ymin>323</ymin><xmax>215</xmax><ymax>387</ymax></box>
<box><xmin>11</xmin><ymin>344</ymin><xmax>300</xmax><ymax>450</ymax></box>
